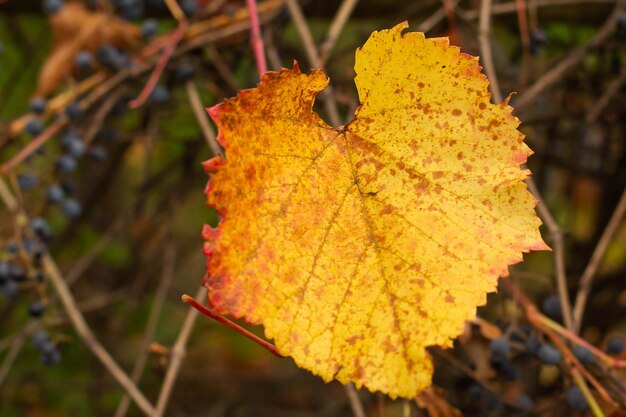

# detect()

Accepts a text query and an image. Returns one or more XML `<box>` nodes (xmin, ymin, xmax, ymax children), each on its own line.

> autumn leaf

<box><xmin>202</xmin><ymin>22</ymin><xmax>548</xmax><ymax>398</ymax></box>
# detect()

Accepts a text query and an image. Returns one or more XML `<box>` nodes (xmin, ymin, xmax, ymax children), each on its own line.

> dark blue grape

<box><xmin>97</xmin><ymin>44</ymin><xmax>129</xmax><ymax>71</ymax></box>
<box><xmin>524</xmin><ymin>336</ymin><xmax>541</xmax><ymax>354</ymax></box>
<box><xmin>467</xmin><ymin>383</ymin><xmax>483</xmax><ymax>401</ymax></box>
<box><xmin>61</xmin><ymin>180</ymin><xmax>76</xmax><ymax>195</ymax></box>
<box><xmin>9</xmin><ymin>263</ymin><xmax>25</xmax><ymax>281</ymax></box>
<box><xmin>60</xmin><ymin>128</ymin><xmax>80</xmax><ymax>147</ymax></box>
<box><xmin>25</xmin><ymin>119</ymin><xmax>44</xmax><ymax>137</ymax></box>
<box><xmin>530</xmin><ymin>30</ymin><xmax>548</xmax><ymax>55</ymax></box>
<box><xmin>23</xmin><ymin>239</ymin><xmax>46</xmax><ymax>258</ymax></box>
<box><xmin>61</xmin><ymin>198</ymin><xmax>82</xmax><ymax>219</ymax></box>
<box><xmin>56</xmin><ymin>155</ymin><xmax>77</xmax><ymax>173</ymax></box>
<box><xmin>541</xmin><ymin>295</ymin><xmax>562</xmax><ymax>320</ymax></box>
<box><xmin>75</xmin><ymin>51</ymin><xmax>93</xmax><ymax>70</ymax></box>
<box><xmin>141</xmin><ymin>19</ymin><xmax>158</xmax><ymax>38</ymax></box>
<box><xmin>537</xmin><ymin>344</ymin><xmax>561</xmax><ymax>365</ymax></box>
<box><xmin>40</xmin><ymin>346</ymin><xmax>61</xmax><ymax>366</ymax></box>
<box><xmin>31</xmin><ymin>217</ymin><xmax>53</xmax><ymax>242</ymax></box>
<box><xmin>483</xmin><ymin>393</ymin><xmax>503</xmax><ymax>412</ymax></box>
<box><xmin>565</xmin><ymin>386</ymin><xmax>588</xmax><ymax>411</ymax></box>
<box><xmin>99</xmin><ymin>127</ymin><xmax>119</xmax><ymax>142</ymax></box>
<box><xmin>67</xmin><ymin>138</ymin><xmax>86</xmax><ymax>158</ymax></box>
<box><xmin>29</xmin><ymin>301</ymin><xmax>45</xmax><ymax>318</ymax></box>
<box><xmin>46</xmin><ymin>183</ymin><xmax>66</xmax><ymax>204</ymax></box>
<box><xmin>606</xmin><ymin>336</ymin><xmax>625</xmax><ymax>355</ymax></box>
<box><xmin>43</xmin><ymin>0</ymin><xmax>64</xmax><ymax>14</ymax></box>
<box><xmin>498</xmin><ymin>362</ymin><xmax>520</xmax><ymax>381</ymax></box>
<box><xmin>89</xmin><ymin>145</ymin><xmax>107</xmax><ymax>162</ymax></box>
<box><xmin>0</xmin><ymin>261</ymin><xmax>9</xmax><ymax>281</ymax></box>
<box><xmin>174</xmin><ymin>62</ymin><xmax>195</xmax><ymax>82</ymax></box>
<box><xmin>573</xmin><ymin>345</ymin><xmax>594</xmax><ymax>365</ymax></box>
<box><xmin>17</xmin><ymin>172</ymin><xmax>38</xmax><ymax>190</ymax></box>
<box><xmin>490</xmin><ymin>337</ymin><xmax>510</xmax><ymax>361</ymax></box>
<box><xmin>1</xmin><ymin>279</ymin><xmax>18</xmax><ymax>298</ymax></box>
<box><xmin>29</xmin><ymin>97</ymin><xmax>47</xmax><ymax>114</ymax></box>
<box><xmin>149</xmin><ymin>85</ymin><xmax>169</xmax><ymax>104</ymax></box>
<box><xmin>513</xmin><ymin>393</ymin><xmax>534</xmax><ymax>415</ymax></box>
<box><xmin>32</xmin><ymin>330</ymin><xmax>49</xmax><ymax>348</ymax></box>
<box><xmin>181</xmin><ymin>0</ymin><xmax>197</xmax><ymax>16</ymax></box>
<box><xmin>65</xmin><ymin>102</ymin><xmax>83</xmax><ymax>120</ymax></box>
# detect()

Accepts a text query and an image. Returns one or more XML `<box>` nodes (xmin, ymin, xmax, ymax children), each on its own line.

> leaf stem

<box><xmin>181</xmin><ymin>294</ymin><xmax>284</xmax><ymax>358</ymax></box>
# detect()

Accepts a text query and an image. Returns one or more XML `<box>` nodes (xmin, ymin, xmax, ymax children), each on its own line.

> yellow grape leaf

<box><xmin>202</xmin><ymin>22</ymin><xmax>548</xmax><ymax>398</ymax></box>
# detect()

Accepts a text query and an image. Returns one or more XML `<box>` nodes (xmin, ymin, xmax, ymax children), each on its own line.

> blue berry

<box><xmin>56</xmin><ymin>155</ymin><xmax>77</xmax><ymax>173</ymax></box>
<box><xmin>61</xmin><ymin>180</ymin><xmax>76</xmax><ymax>195</ymax></box>
<box><xmin>537</xmin><ymin>344</ymin><xmax>561</xmax><ymax>365</ymax></box>
<box><xmin>467</xmin><ymin>383</ymin><xmax>483</xmax><ymax>401</ymax></box>
<box><xmin>498</xmin><ymin>362</ymin><xmax>520</xmax><ymax>381</ymax></box>
<box><xmin>40</xmin><ymin>345</ymin><xmax>61</xmax><ymax>366</ymax></box>
<box><xmin>17</xmin><ymin>172</ymin><xmax>38</xmax><ymax>190</ymax></box>
<box><xmin>46</xmin><ymin>184</ymin><xmax>65</xmax><ymax>204</ymax></box>
<box><xmin>97</xmin><ymin>44</ymin><xmax>129</xmax><ymax>71</ymax></box>
<box><xmin>606</xmin><ymin>336</ymin><xmax>625</xmax><ymax>355</ymax></box>
<box><xmin>483</xmin><ymin>393</ymin><xmax>503</xmax><ymax>412</ymax></box>
<box><xmin>66</xmin><ymin>138</ymin><xmax>86</xmax><ymax>158</ymax></box>
<box><xmin>9</xmin><ymin>263</ymin><xmax>25</xmax><ymax>281</ymax></box>
<box><xmin>99</xmin><ymin>128</ymin><xmax>119</xmax><ymax>142</ymax></box>
<box><xmin>0</xmin><ymin>262</ymin><xmax>9</xmax><ymax>281</ymax></box>
<box><xmin>181</xmin><ymin>0</ymin><xmax>197</xmax><ymax>16</ymax></box>
<box><xmin>65</xmin><ymin>102</ymin><xmax>83</xmax><ymax>120</ymax></box>
<box><xmin>25</xmin><ymin>118</ymin><xmax>44</xmax><ymax>137</ymax></box>
<box><xmin>490</xmin><ymin>337</ymin><xmax>510</xmax><ymax>361</ymax></box>
<box><xmin>43</xmin><ymin>0</ymin><xmax>64</xmax><ymax>14</ymax></box>
<box><xmin>29</xmin><ymin>97</ymin><xmax>47</xmax><ymax>114</ymax></box>
<box><xmin>573</xmin><ymin>345</ymin><xmax>594</xmax><ymax>365</ymax></box>
<box><xmin>514</xmin><ymin>393</ymin><xmax>534</xmax><ymax>415</ymax></box>
<box><xmin>174</xmin><ymin>62</ymin><xmax>195</xmax><ymax>82</ymax></box>
<box><xmin>32</xmin><ymin>330</ymin><xmax>49</xmax><ymax>348</ymax></box>
<box><xmin>149</xmin><ymin>85</ymin><xmax>169</xmax><ymax>104</ymax></box>
<box><xmin>23</xmin><ymin>239</ymin><xmax>46</xmax><ymax>258</ymax></box>
<box><xmin>524</xmin><ymin>336</ymin><xmax>541</xmax><ymax>355</ymax></box>
<box><xmin>29</xmin><ymin>301</ymin><xmax>45</xmax><ymax>318</ymax></box>
<box><xmin>61</xmin><ymin>198</ymin><xmax>82</xmax><ymax>219</ymax></box>
<box><xmin>31</xmin><ymin>217</ymin><xmax>53</xmax><ymax>242</ymax></box>
<box><xmin>141</xmin><ymin>19</ymin><xmax>158</xmax><ymax>38</ymax></box>
<box><xmin>1</xmin><ymin>279</ymin><xmax>18</xmax><ymax>298</ymax></box>
<box><xmin>541</xmin><ymin>295</ymin><xmax>562</xmax><ymax>320</ymax></box>
<box><xmin>89</xmin><ymin>145</ymin><xmax>107</xmax><ymax>162</ymax></box>
<box><xmin>75</xmin><ymin>51</ymin><xmax>93</xmax><ymax>70</ymax></box>
<box><xmin>565</xmin><ymin>386</ymin><xmax>588</xmax><ymax>411</ymax></box>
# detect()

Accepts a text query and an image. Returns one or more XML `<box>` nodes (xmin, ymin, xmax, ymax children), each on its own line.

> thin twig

<box><xmin>344</xmin><ymin>383</ymin><xmax>367</xmax><ymax>417</ymax></box>
<box><xmin>182</xmin><ymin>294</ymin><xmax>284</xmax><ymax>357</ymax></box>
<box><xmin>417</xmin><ymin>0</ymin><xmax>459</xmax><ymax>33</ymax></box>
<box><xmin>571</xmin><ymin>367</ymin><xmax>605</xmax><ymax>417</ymax></box>
<box><xmin>0</xmin><ymin>321</ymin><xmax>37</xmax><ymax>388</ymax></box>
<box><xmin>461</xmin><ymin>0</ymin><xmax>616</xmax><ymax>20</ymax></box>
<box><xmin>477</xmin><ymin>0</ymin><xmax>574</xmax><ymax>330</ymax></box>
<box><xmin>2</xmin><ymin>118</ymin><xmax>65</xmax><ymax>173</ymax></box>
<box><xmin>204</xmin><ymin>45</ymin><xmax>242</xmax><ymax>92</ymax></box>
<box><xmin>585</xmin><ymin>65</ymin><xmax>626</xmax><ymax>124</ymax></box>
<box><xmin>114</xmin><ymin>241</ymin><xmax>176</xmax><ymax>417</ymax></box>
<box><xmin>572</xmin><ymin>187</ymin><xmax>626</xmax><ymax>332</ymax></box>
<box><xmin>41</xmin><ymin>255</ymin><xmax>156</xmax><ymax>415</ymax></box>
<box><xmin>526</xmin><ymin>179</ymin><xmax>574</xmax><ymax>331</ymax></box>
<box><xmin>246</xmin><ymin>0</ymin><xmax>268</xmax><ymax>77</ymax></box>
<box><xmin>185</xmin><ymin>81</ymin><xmax>223</xmax><ymax>158</ymax></box>
<box><xmin>514</xmin><ymin>0</ymin><xmax>626</xmax><ymax>109</ymax></box>
<box><xmin>319</xmin><ymin>0</ymin><xmax>359</xmax><ymax>66</ymax></box>
<box><xmin>129</xmin><ymin>21</ymin><xmax>189</xmax><ymax>109</ymax></box>
<box><xmin>478</xmin><ymin>0</ymin><xmax>503</xmax><ymax>103</ymax></box>
<box><xmin>66</xmin><ymin>213</ymin><xmax>128</xmax><ymax>286</ymax></box>
<box><xmin>153</xmin><ymin>286</ymin><xmax>206</xmax><ymax>417</ymax></box>
<box><xmin>285</xmin><ymin>0</ymin><xmax>341</xmax><ymax>126</ymax></box>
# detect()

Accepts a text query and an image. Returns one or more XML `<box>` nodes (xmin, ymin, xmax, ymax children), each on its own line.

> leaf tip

<box><xmin>202</xmin><ymin>155</ymin><xmax>223</xmax><ymax>173</ymax></box>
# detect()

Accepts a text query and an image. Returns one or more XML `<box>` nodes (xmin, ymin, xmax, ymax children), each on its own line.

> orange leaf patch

<box><xmin>202</xmin><ymin>22</ymin><xmax>548</xmax><ymax>398</ymax></box>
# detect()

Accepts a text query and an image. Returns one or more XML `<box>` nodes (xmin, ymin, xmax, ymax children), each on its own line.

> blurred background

<box><xmin>0</xmin><ymin>0</ymin><xmax>625</xmax><ymax>416</ymax></box>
